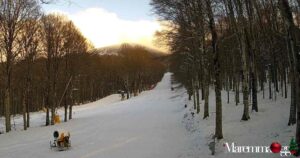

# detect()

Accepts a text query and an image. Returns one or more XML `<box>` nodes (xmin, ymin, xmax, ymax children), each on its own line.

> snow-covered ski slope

<box><xmin>0</xmin><ymin>72</ymin><xmax>295</xmax><ymax>158</ymax></box>
<box><xmin>0</xmin><ymin>72</ymin><xmax>198</xmax><ymax>158</ymax></box>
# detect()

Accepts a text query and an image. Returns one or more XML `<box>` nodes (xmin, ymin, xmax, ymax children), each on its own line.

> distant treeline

<box><xmin>0</xmin><ymin>45</ymin><xmax>166</xmax><ymax>117</ymax></box>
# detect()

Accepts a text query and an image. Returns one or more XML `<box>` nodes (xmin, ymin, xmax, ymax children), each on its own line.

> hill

<box><xmin>89</xmin><ymin>43</ymin><xmax>168</xmax><ymax>58</ymax></box>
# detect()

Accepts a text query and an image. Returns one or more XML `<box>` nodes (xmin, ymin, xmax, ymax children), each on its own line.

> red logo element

<box><xmin>270</xmin><ymin>142</ymin><xmax>282</xmax><ymax>153</ymax></box>
<box><xmin>290</xmin><ymin>150</ymin><xmax>297</xmax><ymax>155</ymax></box>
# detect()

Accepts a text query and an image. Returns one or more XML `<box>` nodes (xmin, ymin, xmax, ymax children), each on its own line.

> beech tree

<box><xmin>205</xmin><ymin>0</ymin><xmax>223</xmax><ymax>139</ymax></box>
<box><xmin>0</xmin><ymin>0</ymin><xmax>41</xmax><ymax>132</ymax></box>
<box><xmin>151</xmin><ymin>0</ymin><xmax>300</xmax><ymax>141</ymax></box>
<box><xmin>19</xmin><ymin>7</ymin><xmax>41</xmax><ymax>130</ymax></box>
<box><xmin>0</xmin><ymin>1</ymin><xmax>166</xmax><ymax>133</ymax></box>
<box><xmin>278</xmin><ymin>0</ymin><xmax>300</xmax><ymax>148</ymax></box>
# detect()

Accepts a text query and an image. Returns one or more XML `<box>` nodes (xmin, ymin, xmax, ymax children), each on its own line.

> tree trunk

<box><xmin>241</xmin><ymin>71</ymin><xmax>250</xmax><ymax>120</ymax></box>
<box><xmin>26</xmin><ymin>105</ymin><xmax>30</xmax><ymax>128</ymax></box>
<box><xmin>64</xmin><ymin>96</ymin><xmax>67</xmax><ymax>122</ymax></box>
<box><xmin>274</xmin><ymin>66</ymin><xmax>279</xmax><ymax>92</ymax></box>
<box><xmin>235</xmin><ymin>75</ymin><xmax>240</xmax><ymax>106</ymax></box>
<box><xmin>192</xmin><ymin>79</ymin><xmax>196</xmax><ymax>110</ymax></box>
<box><xmin>69</xmin><ymin>105</ymin><xmax>73</xmax><ymax>120</ymax></box>
<box><xmin>126</xmin><ymin>90</ymin><xmax>130</xmax><ymax>99</ymax></box>
<box><xmin>46</xmin><ymin>107</ymin><xmax>50</xmax><ymax>126</ymax></box>
<box><xmin>240</xmin><ymin>34</ymin><xmax>250</xmax><ymax>120</ymax></box>
<box><xmin>233</xmin><ymin>0</ymin><xmax>250</xmax><ymax>120</ymax></box>
<box><xmin>215</xmin><ymin>74</ymin><xmax>223</xmax><ymax>139</ymax></box>
<box><xmin>262</xmin><ymin>79</ymin><xmax>265</xmax><ymax>99</ymax></box>
<box><xmin>252</xmin><ymin>72</ymin><xmax>258</xmax><ymax>112</ymax></box>
<box><xmin>284</xmin><ymin>68</ymin><xmax>288</xmax><ymax>99</ymax></box>
<box><xmin>51</xmin><ymin>107</ymin><xmax>55</xmax><ymax>125</ymax></box>
<box><xmin>203</xmin><ymin>83</ymin><xmax>209</xmax><ymax>119</ymax></box>
<box><xmin>281</xmin><ymin>73</ymin><xmax>284</xmax><ymax>97</ymax></box>
<box><xmin>69</xmin><ymin>90</ymin><xmax>73</xmax><ymax>120</ymax></box>
<box><xmin>288</xmin><ymin>76</ymin><xmax>296</xmax><ymax>125</ymax></box>
<box><xmin>278</xmin><ymin>0</ymin><xmax>300</xmax><ymax>149</ymax></box>
<box><xmin>206</xmin><ymin>0</ymin><xmax>223</xmax><ymax>139</ymax></box>
<box><xmin>227</xmin><ymin>77</ymin><xmax>230</xmax><ymax>104</ymax></box>
<box><xmin>201</xmin><ymin>84</ymin><xmax>205</xmax><ymax>100</ymax></box>
<box><xmin>22</xmin><ymin>91</ymin><xmax>27</xmax><ymax>130</ymax></box>
<box><xmin>240</xmin><ymin>30</ymin><xmax>250</xmax><ymax>120</ymax></box>
<box><xmin>4</xmin><ymin>89</ymin><xmax>11</xmax><ymax>132</ymax></box>
<box><xmin>196</xmin><ymin>82</ymin><xmax>200</xmax><ymax>114</ymax></box>
<box><xmin>26</xmin><ymin>90</ymin><xmax>30</xmax><ymax>128</ymax></box>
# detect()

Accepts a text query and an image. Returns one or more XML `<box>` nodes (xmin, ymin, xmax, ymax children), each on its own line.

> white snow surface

<box><xmin>0</xmin><ymin>73</ymin><xmax>197</xmax><ymax>158</ymax></box>
<box><xmin>0</xmin><ymin>72</ymin><xmax>295</xmax><ymax>158</ymax></box>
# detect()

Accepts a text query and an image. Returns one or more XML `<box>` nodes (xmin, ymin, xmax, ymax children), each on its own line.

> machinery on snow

<box><xmin>50</xmin><ymin>130</ymin><xmax>71</xmax><ymax>151</ymax></box>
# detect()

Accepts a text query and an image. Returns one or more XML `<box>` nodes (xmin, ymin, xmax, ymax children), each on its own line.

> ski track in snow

<box><xmin>0</xmin><ymin>72</ymin><xmax>199</xmax><ymax>158</ymax></box>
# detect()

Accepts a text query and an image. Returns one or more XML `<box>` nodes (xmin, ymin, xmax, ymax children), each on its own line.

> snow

<box><xmin>183</xmin><ymin>86</ymin><xmax>294</xmax><ymax>158</ymax></box>
<box><xmin>0</xmin><ymin>94</ymin><xmax>122</xmax><ymax>132</ymax></box>
<box><xmin>0</xmin><ymin>72</ymin><xmax>295</xmax><ymax>158</ymax></box>
<box><xmin>0</xmin><ymin>73</ymin><xmax>198</xmax><ymax>158</ymax></box>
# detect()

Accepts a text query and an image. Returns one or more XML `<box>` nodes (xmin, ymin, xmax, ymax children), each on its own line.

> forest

<box><xmin>151</xmin><ymin>0</ymin><xmax>300</xmax><ymax>145</ymax></box>
<box><xmin>0</xmin><ymin>0</ymin><xmax>166</xmax><ymax>133</ymax></box>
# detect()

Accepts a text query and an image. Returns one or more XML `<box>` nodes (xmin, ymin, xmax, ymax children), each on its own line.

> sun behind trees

<box><xmin>151</xmin><ymin>0</ymin><xmax>300</xmax><ymax>142</ymax></box>
<box><xmin>0</xmin><ymin>0</ymin><xmax>166</xmax><ymax>133</ymax></box>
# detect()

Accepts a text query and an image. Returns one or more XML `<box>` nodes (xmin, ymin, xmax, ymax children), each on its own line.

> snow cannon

<box><xmin>50</xmin><ymin>130</ymin><xmax>71</xmax><ymax>151</ymax></box>
<box><xmin>53</xmin><ymin>131</ymin><xmax>59</xmax><ymax>138</ymax></box>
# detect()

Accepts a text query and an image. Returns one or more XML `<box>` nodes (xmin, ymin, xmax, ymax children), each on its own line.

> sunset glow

<box><xmin>47</xmin><ymin>8</ymin><xmax>163</xmax><ymax>50</ymax></box>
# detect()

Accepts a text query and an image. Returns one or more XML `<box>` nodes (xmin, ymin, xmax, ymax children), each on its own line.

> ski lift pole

<box><xmin>57</xmin><ymin>76</ymin><xmax>73</xmax><ymax>108</ymax></box>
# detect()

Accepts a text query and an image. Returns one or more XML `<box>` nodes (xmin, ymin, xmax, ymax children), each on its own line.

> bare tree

<box><xmin>19</xmin><ymin>6</ymin><xmax>41</xmax><ymax>130</ymax></box>
<box><xmin>278</xmin><ymin>0</ymin><xmax>300</xmax><ymax>148</ymax></box>
<box><xmin>205</xmin><ymin>0</ymin><xmax>223</xmax><ymax>139</ymax></box>
<box><xmin>41</xmin><ymin>14</ymin><xmax>66</xmax><ymax>125</ymax></box>
<box><xmin>0</xmin><ymin>0</ymin><xmax>41</xmax><ymax>132</ymax></box>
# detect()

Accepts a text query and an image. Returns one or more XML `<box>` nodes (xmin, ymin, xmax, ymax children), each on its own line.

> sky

<box><xmin>42</xmin><ymin>0</ymin><xmax>164</xmax><ymax>51</ymax></box>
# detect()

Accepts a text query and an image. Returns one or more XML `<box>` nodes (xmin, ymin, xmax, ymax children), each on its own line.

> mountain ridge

<box><xmin>89</xmin><ymin>43</ymin><xmax>168</xmax><ymax>57</ymax></box>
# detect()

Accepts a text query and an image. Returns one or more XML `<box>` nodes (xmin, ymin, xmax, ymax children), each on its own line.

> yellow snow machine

<box><xmin>50</xmin><ymin>130</ymin><xmax>71</xmax><ymax>151</ymax></box>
